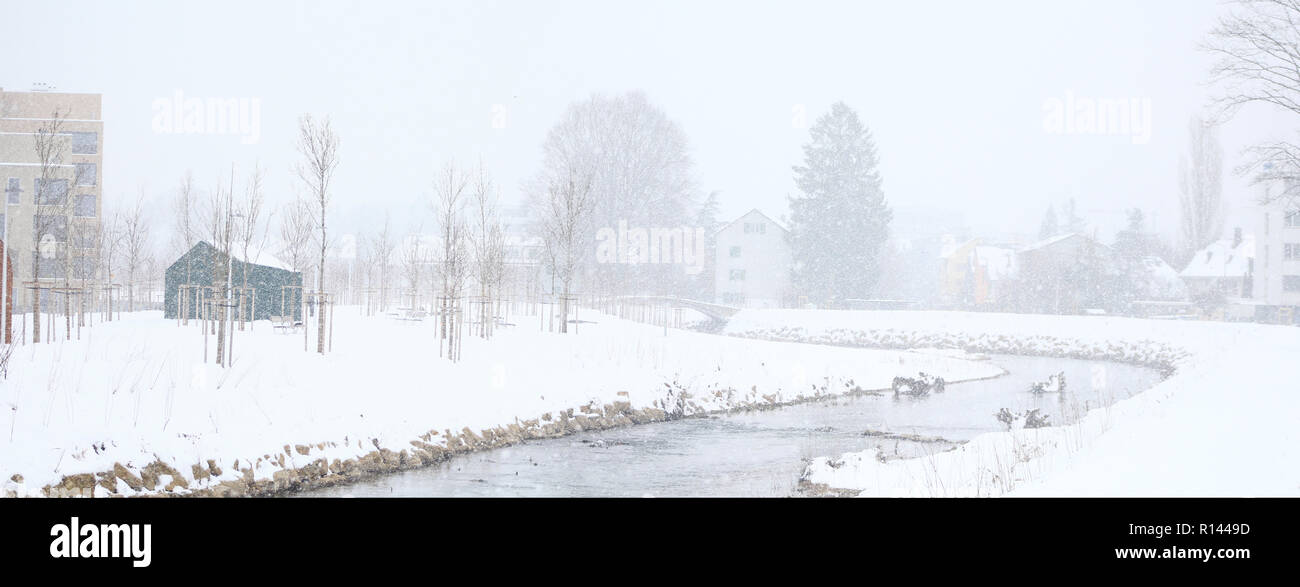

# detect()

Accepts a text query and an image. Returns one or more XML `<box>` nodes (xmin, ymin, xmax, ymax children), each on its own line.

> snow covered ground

<box><xmin>726</xmin><ymin>310</ymin><xmax>1300</xmax><ymax>496</ymax></box>
<box><xmin>0</xmin><ymin>308</ymin><xmax>1000</xmax><ymax>497</ymax></box>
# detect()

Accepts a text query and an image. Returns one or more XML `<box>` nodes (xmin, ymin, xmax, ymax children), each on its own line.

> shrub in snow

<box><xmin>1029</xmin><ymin>371</ymin><xmax>1066</xmax><ymax>394</ymax></box>
<box><xmin>995</xmin><ymin>408</ymin><xmax>1019</xmax><ymax>431</ymax></box>
<box><xmin>995</xmin><ymin>407</ymin><xmax>1051</xmax><ymax>430</ymax></box>
<box><xmin>892</xmin><ymin>372</ymin><xmax>945</xmax><ymax>397</ymax></box>
<box><xmin>1022</xmin><ymin>409</ymin><xmax>1051</xmax><ymax>429</ymax></box>
<box><xmin>660</xmin><ymin>379</ymin><xmax>689</xmax><ymax>418</ymax></box>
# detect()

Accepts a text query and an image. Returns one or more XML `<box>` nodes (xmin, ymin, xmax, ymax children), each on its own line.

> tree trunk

<box><xmin>33</xmin><ymin>289</ymin><xmax>41</xmax><ymax>344</ymax></box>
<box><xmin>317</xmin><ymin>252</ymin><xmax>326</xmax><ymax>354</ymax></box>
<box><xmin>560</xmin><ymin>280</ymin><xmax>570</xmax><ymax>334</ymax></box>
<box><xmin>216</xmin><ymin>302</ymin><xmax>226</xmax><ymax>364</ymax></box>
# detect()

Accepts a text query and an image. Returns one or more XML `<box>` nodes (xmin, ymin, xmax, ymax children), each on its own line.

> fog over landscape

<box><xmin>2</xmin><ymin>0</ymin><xmax>1299</xmax><ymax>526</ymax></box>
<box><xmin>1</xmin><ymin>0</ymin><xmax>1286</xmax><ymax>240</ymax></box>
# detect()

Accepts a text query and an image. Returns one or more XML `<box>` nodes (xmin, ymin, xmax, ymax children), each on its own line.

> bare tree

<box><xmin>278</xmin><ymin>197</ymin><xmax>314</xmax><ymax>320</ymax></box>
<box><xmin>1205</xmin><ymin>0</ymin><xmax>1300</xmax><ymax>203</ymax></box>
<box><xmin>235</xmin><ymin>163</ymin><xmax>267</xmax><ymax>328</ymax></box>
<box><xmin>370</xmin><ymin>214</ymin><xmax>396</xmax><ymax>312</ymax></box>
<box><xmin>295</xmin><ymin>115</ymin><xmax>340</xmax><ymax>354</ymax></box>
<box><xmin>64</xmin><ymin>213</ymin><xmax>100</xmax><ymax>330</ymax></box>
<box><xmin>171</xmin><ymin>171</ymin><xmax>199</xmax><ymax>320</ymax></box>
<box><xmin>530</xmin><ymin>92</ymin><xmax>698</xmax><ymax>296</ymax></box>
<box><xmin>1177</xmin><ymin>116</ymin><xmax>1226</xmax><ymax>260</ymax></box>
<box><xmin>98</xmin><ymin>213</ymin><xmax>123</xmax><ymax>321</ymax></box>
<box><xmin>399</xmin><ymin>229</ymin><xmax>426</xmax><ymax>310</ymax></box>
<box><xmin>433</xmin><ymin>161</ymin><xmax>468</xmax><ymax>357</ymax></box>
<box><xmin>203</xmin><ymin>174</ymin><xmax>236</xmax><ymax>365</ymax></box>
<box><xmin>121</xmin><ymin>192</ymin><xmax>151</xmax><ymax>312</ymax></box>
<box><xmin>143</xmin><ymin>252</ymin><xmax>161</xmax><ymax>311</ymax></box>
<box><xmin>30</xmin><ymin>109</ymin><xmax>84</xmax><ymax>341</ymax></box>
<box><xmin>354</xmin><ymin>236</ymin><xmax>375</xmax><ymax>314</ymax></box>
<box><xmin>471</xmin><ymin>162</ymin><xmax>505</xmax><ymax>338</ymax></box>
<box><xmin>535</xmin><ymin>168</ymin><xmax>595</xmax><ymax>334</ymax></box>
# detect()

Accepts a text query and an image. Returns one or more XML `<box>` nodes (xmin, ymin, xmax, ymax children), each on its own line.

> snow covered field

<box><xmin>0</xmin><ymin>309</ymin><xmax>1000</xmax><ymax>497</ymax></box>
<box><xmin>727</xmin><ymin>310</ymin><xmax>1300</xmax><ymax>496</ymax></box>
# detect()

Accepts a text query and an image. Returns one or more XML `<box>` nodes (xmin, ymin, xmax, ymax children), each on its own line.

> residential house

<box><xmin>714</xmin><ymin>209</ymin><xmax>791</xmax><ymax>308</ymax></box>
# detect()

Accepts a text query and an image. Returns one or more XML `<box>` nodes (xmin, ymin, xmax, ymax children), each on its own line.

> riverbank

<box><xmin>298</xmin><ymin>354</ymin><xmax>1159</xmax><ymax>497</ymax></box>
<box><xmin>724</xmin><ymin>310</ymin><xmax>1300</xmax><ymax>496</ymax></box>
<box><xmin>0</xmin><ymin>309</ymin><xmax>1001</xmax><ymax>497</ymax></box>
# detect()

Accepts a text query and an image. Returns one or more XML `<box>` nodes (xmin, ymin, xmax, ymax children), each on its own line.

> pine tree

<box><xmin>692</xmin><ymin>191</ymin><xmax>721</xmax><ymax>299</ymax></box>
<box><xmin>1063</xmin><ymin>198</ymin><xmax>1086</xmax><ymax>234</ymax></box>
<box><xmin>1039</xmin><ymin>205</ymin><xmax>1060</xmax><ymax>240</ymax></box>
<box><xmin>788</xmin><ymin>102</ymin><xmax>892</xmax><ymax>306</ymax></box>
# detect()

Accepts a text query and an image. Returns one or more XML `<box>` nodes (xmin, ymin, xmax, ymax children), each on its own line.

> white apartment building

<box><xmin>0</xmin><ymin>87</ymin><xmax>104</xmax><ymax>310</ymax></box>
<box><xmin>714</xmin><ymin>209</ymin><xmax>791</xmax><ymax>308</ymax></box>
<box><xmin>1252</xmin><ymin>180</ymin><xmax>1300</xmax><ymax>312</ymax></box>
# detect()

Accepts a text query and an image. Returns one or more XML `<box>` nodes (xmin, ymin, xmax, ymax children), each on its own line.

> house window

<box><xmin>33</xmin><ymin>252</ymin><xmax>65</xmax><ymax>279</ymax></box>
<box><xmin>722</xmin><ymin>292</ymin><xmax>745</xmax><ymax>304</ymax></box>
<box><xmin>729</xmin><ymin>269</ymin><xmax>746</xmax><ymax>281</ymax></box>
<box><xmin>69</xmin><ymin>132</ymin><xmax>98</xmax><ymax>155</ymax></box>
<box><xmin>33</xmin><ymin>215</ymin><xmax>68</xmax><ymax>242</ymax></box>
<box><xmin>35</xmin><ymin>178</ymin><xmax>68</xmax><ymax>205</ymax></box>
<box><xmin>74</xmin><ymin>195</ymin><xmax>96</xmax><ymax>217</ymax></box>
<box><xmin>72</xmin><ymin>227</ymin><xmax>97</xmax><ymax>249</ymax></box>
<box><xmin>729</xmin><ymin>246</ymin><xmax>741</xmax><ymax>258</ymax></box>
<box><xmin>1286</xmin><ymin>243</ymin><xmax>1300</xmax><ymax>260</ymax></box>
<box><xmin>1285</xmin><ymin>275</ymin><xmax>1300</xmax><ymax>292</ymax></box>
<box><xmin>744</xmin><ymin>222</ymin><xmax>767</xmax><ymax>235</ymax></box>
<box><xmin>80</xmin><ymin>257</ymin><xmax>97</xmax><ymax>279</ymax></box>
<box><xmin>5</xmin><ymin>178</ymin><xmax>19</xmax><ymax>204</ymax></box>
<box><xmin>75</xmin><ymin>163</ymin><xmax>96</xmax><ymax>186</ymax></box>
<box><xmin>1287</xmin><ymin>209</ymin><xmax>1300</xmax><ymax>228</ymax></box>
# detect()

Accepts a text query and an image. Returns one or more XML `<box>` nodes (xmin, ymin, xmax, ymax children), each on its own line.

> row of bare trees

<box><xmin>19</xmin><ymin>109</ymin><xmax>158</xmax><ymax>344</ymax></box>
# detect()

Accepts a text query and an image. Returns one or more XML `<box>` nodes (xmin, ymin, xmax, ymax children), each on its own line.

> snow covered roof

<box><xmin>717</xmin><ymin>208</ymin><xmax>788</xmax><ymax>235</ymax></box>
<box><xmin>1139</xmin><ymin>256</ymin><xmax>1187</xmax><ymax>300</ymax></box>
<box><xmin>236</xmin><ymin>245</ymin><xmax>292</xmax><ymax>271</ymax></box>
<box><xmin>183</xmin><ymin>241</ymin><xmax>295</xmax><ymax>272</ymax></box>
<box><xmin>1020</xmin><ymin>232</ymin><xmax>1083</xmax><ymax>252</ymax></box>
<box><xmin>1180</xmin><ymin>235</ymin><xmax>1254</xmax><ymax>278</ymax></box>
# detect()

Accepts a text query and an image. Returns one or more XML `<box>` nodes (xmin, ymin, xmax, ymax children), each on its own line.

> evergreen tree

<box><xmin>1113</xmin><ymin>208</ymin><xmax>1151</xmax><ymax>303</ymax></box>
<box><xmin>692</xmin><ymin>190</ymin><xmax>722</xmax><ymax>299</ymax></box>
<box><xmin>788</xmin><ymin>102</ymin><xmax>892</xmax><ymax>306</ymax></box>
<box><xmin>1039</xmin><ymin>205</ymin><xmax>1060</xmax><ymax>240</ymax></box>
<box><xmin>1062</xmin><ymin>198</ymin><xmax>1087</xmax><ymax>234</ymax></box>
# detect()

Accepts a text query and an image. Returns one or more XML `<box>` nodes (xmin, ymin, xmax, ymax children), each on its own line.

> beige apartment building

<box><xmin>0</xmin><ymin>87</ymin><xmax>104</xmax><ymax>311</ymax></box>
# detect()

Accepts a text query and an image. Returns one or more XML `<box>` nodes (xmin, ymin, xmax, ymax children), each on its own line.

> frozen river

<box><xmin>301</xmin><ymin>354</ymin><xmax>1162</xmax><ymax>497</ymax></box>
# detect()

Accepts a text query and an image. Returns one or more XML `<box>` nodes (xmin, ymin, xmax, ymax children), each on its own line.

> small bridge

<box><xmin>612</xmin><ymin>296</ymin><xmax>740</xmax><ymax>322</ymax></box>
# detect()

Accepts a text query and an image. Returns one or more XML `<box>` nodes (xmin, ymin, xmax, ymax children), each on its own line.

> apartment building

<box><xmin>1252</xmin><ymin>179</ymin><xmax>1300</xmax><ymax>319</ymax></box>
<box><xmin>714</xmin><ymin>209</ymin><xmax>791</xmax><ymax>309</ymax></box>
<box><xmin>0</xmin><ymin>87</ymin><xmax>104</xmax><ymax>310</ymax></box>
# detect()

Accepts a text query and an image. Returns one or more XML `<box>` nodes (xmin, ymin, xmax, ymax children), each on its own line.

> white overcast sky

<box><xmin>1</xmin><ymin>0</ymin><xmax>1291</xmax><ymax>246</ymax></box>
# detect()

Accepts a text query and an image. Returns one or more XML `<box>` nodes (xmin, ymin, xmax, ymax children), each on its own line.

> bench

<box><xmin>269</xmin><ymin>315</ymin><xmax>302</xmax><ymax>332</ymax></box>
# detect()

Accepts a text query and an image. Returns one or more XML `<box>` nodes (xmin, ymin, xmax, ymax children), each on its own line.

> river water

<box><xmin>302</xmin><ymin>354</ymin><xmax>1162</xmax><ymax>497</ymax></box>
